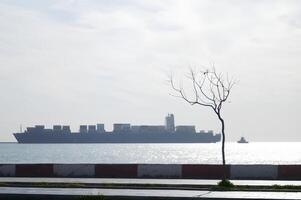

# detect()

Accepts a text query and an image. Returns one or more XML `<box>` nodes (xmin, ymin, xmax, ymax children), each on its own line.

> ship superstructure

<box><xmin>14</xmin><ymin>114</ymin><xmax>221</xmax><ymax>143</ymax></box>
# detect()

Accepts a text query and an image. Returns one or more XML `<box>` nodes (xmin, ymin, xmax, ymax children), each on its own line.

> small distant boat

<box><xmin>237</xmin><ymin>137</ymin><xmax>248</xmax><ymax>143</ymax></box>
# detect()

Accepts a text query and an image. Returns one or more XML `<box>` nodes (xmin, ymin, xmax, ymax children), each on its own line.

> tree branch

<box><xmin>169</xmin><ymin>67</ymin><xmax>235</xmax><ymax>116</ymax></box>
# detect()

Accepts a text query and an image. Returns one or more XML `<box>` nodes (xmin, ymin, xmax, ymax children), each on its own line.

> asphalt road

<box><xmin>0</xmin><ymin>186</ymin><xmax>301</xmax><ymax>199</ymax></box>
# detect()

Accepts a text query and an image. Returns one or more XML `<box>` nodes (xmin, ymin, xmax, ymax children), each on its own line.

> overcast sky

<box><xmin>0</xmin><ymin>0</ymin><xmax>300</xmax><ymax>142</ymax></box>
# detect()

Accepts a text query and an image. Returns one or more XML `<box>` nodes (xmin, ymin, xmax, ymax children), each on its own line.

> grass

<box><xmin>0</xmin><ymin>182</ymin><xmax>8</xmax><ymax>186</ymax></box>
<box><xmin>271</xmin><ymin>184</ymin><xmax>301</xmax><ymax>190</ymax></box>
<box><xmin>217</xmin><ymin>179</ymin><xmax>234</xmax><ymax>188</ymax></box>
<box><xmin>79</xmin><ymin>194</ymin><xmax>105</xmax><ymax>200</ymax></box>
<box><xmin>211</xmin><ymin>182</ymin><xmax>301</xmax><ymax>192</ymax></box>
<box><xmin>26</xmin><ymin>182</ymin><xmax>84</xmax><ymax>188</ymax></box>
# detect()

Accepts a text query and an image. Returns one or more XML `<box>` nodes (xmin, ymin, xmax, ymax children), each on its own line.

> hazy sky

<box><xmin>0</xmin><ymin>0</ymin><xmax>300</xmax><ymax>142</ymax></box>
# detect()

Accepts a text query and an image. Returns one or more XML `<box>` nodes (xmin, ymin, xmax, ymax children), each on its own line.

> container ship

<box><xmin>14</xmin><ymin>114</ymin><xmax>221</xmax><ymax>143</ymax></box>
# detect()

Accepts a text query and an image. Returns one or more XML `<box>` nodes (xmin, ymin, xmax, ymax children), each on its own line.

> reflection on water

<box><xmin>0</xmin><ymin>142</ymin><xmax>300</xmax><ymax>164</ymax></box>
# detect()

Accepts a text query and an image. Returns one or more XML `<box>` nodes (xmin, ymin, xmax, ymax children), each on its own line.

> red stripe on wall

<box><xmin>95</xmin><ymin>164</ymin><xmax>137</xmax><ymax>178</ymax></box>
<box><xmin>16</xmin><ymin>164</ymin><xmax>53</xmax><ymax>177</ymax></box>
<box><xmin>278</xmin><ymin>165</ymin><xmax>301</xmax><ymax>180</ymax></box>
<box><xmin>182</xmin><ymin>164</ymin><xmax>229</xmax><ymax>179</ymax></box>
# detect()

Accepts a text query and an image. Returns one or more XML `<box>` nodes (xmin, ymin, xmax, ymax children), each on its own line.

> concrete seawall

<box><xmin>0</xmin><ymin>164</ymin><xmax>300</xmax><ymax>180</ymax></box>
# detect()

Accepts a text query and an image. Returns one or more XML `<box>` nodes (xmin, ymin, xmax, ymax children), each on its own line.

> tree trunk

<box><xmin>218</xmin><ymin>114</ymin><xmax>226</xmax><ymax>179</ymax></box>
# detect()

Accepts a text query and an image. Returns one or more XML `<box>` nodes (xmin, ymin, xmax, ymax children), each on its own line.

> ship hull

<box><xmin>14</xmin><ymin>132</ymin><xmax>221</xmax><ymax>143</ymax></box>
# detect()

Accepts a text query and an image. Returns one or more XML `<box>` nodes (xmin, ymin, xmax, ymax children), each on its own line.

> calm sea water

<box><xmin>0</xmin><ymin>142</ymin><xmax>300</xmax><ymax>164</ymax></box>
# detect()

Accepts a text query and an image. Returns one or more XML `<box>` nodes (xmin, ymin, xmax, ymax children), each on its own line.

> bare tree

<box><xmin>170</xmin><ymin>67</ymin><xmax>235</xmax><ymax>178</ymax></box>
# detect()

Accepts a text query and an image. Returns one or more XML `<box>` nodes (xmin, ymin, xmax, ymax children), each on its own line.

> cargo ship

<box><xmin>14</xmin><ymin>114</ymin><xmax>221</xmax><ymax>143</ymax></box>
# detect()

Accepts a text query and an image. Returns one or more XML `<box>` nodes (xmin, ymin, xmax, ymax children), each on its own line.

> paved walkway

<box><xmin>0</xmin><ymin>187</ymin><xmax>301</xmax><ymax>199</ymax></box>
<box><xmin>0</xmin><ymin>177</ymin><xmax>301</xmax><ymax>186</ymax></box>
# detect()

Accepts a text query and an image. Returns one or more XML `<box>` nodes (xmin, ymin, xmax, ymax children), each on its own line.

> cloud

<box><xmin>0</xmin><ymin>0</ymin><xmax>300</xmax><ymax>141</ymax></box>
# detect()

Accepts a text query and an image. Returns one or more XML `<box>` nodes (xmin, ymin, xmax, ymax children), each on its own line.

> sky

<box><xmin>0</xmin><ymin>0</ymin><xmax>300</xmax><ymax>142</ymax></box>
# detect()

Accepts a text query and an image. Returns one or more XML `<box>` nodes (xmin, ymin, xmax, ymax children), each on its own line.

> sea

<box><xmin>0</xmin><ymin>142</ymin><xmax>300</xmax><ymax>164</ymax></box>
